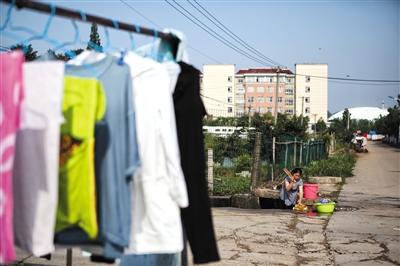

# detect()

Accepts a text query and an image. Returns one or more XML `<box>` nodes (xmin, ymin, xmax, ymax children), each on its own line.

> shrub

<box><xmin>303</xmin><ymin>152</ymin><xmax>356</xmax><ymax>178</ymax></box>
<box><xmin>213</xmin><ymin>174</ymin><xmax>250</xmax><ymax>196</ymax></box>
<box><xmin>234</xmin><ymin>154</ymin><xmax>252</xmax><ymax>172</ymax></box>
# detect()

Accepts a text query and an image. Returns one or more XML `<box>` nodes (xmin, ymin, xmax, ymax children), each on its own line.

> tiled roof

<box><xmin>236</xmin><ymin>68</ymin><xmax>294</xmax><ymax>75</ymax></box>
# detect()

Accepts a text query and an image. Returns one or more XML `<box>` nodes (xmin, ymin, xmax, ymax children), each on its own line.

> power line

<box><xmin>200</xmin><ymin>93</ymin><xmax>236</xmax><ymax>106</ymax></box>
<box><xmin>188</xmin><ymin>45</ymin><xmax>223</xmax><ymax>64</ymax></box>
<box><xmin>189</xmin><ymin>0</ymin><xmax>281</xmax><ymax>67</ymax></box>
<box><xmin>120</xmin><ymin>0</ymin><xmax>163</xmax><ymax>29</ymax></box>
<box><xmin>294</xmin><ymin>73</ymin><xmax>400</xmax><ymax>83</ymax></box>
<box><xmin>164</xmin><ymin>0</ymin><xmax>276</xmax><ymax>67</ymax></box>
<box><xmin>120</xmin><ymin>0</ymin><xmax>222</xmax><ymax>64</ymax></box>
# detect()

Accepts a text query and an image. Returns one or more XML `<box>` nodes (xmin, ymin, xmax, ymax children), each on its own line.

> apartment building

<box><xmin>201</xmin><ymin>64</ymin><xmax>236</xmax><ymax>117</ymax></box>
<box><xmin>236</xmin><ymin>68</ymin><xmax>295</xmax><ymax>116</ymax></box>
<box><xmin>294</xmin><ymin>64</ymin><xmax>328</xmax><ymax>125</ymax></box>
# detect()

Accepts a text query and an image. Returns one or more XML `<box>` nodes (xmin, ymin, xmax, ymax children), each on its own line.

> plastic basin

<box><xmin>314</xmin><ymin>202</ymin><xmax>336</xmax><ymax>213</ymax></box>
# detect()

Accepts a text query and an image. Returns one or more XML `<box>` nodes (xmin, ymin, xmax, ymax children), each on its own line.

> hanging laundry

<box><xmin>0</xmin><ymin>51</ymin><xmax>25</xmax><ymax>264</ymax></box>
<box><xmin>173</xmin><ymin>62</ymin><xmax>220</xmax><ymax>264</ymax></box>
<box><xmin>55</xmin><ymin>76</ymin><xmax>106</xmax><ymax>239</ymax></box>
<box><xmin>123</xmin><ymin>52</ymin><xmax>188</xmax><ymax>256</ymax></box>
<box><xmin>56</xmin><ymin>52</ymin><xmax>140</xmax><ymax>259</ymax></box>
<box><xmin>135</xmin><ymin>29</ymin><xmax>189</xmax><ymax>64</ymax></box>
<box><xmin>13</xmin><ymin>61</ymin><xmax>65</xmax><ymax>257</ymax></box>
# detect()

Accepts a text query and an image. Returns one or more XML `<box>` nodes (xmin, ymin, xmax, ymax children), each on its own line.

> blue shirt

<box><xmin>63</xmin><ymin>54</ymin><xmax>140</xmax><ymax>258</ymax></box>
<box><xmin>280</xmin><ymin>176</ymin><xmax>303</xmax><ymax>207</ymax></box>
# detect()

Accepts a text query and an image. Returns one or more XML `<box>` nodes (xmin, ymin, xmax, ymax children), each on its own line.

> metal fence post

<box><xmin>272</xmin><ymin>137</ymin><xmax>276</xmax><ymax>182</ymax></box>
<box><xmin>306</xmin><ymin>140</ymin><xmax>310</xmax><ymax>164</ymax></box>
<box><xmin>299</xmin><ymin>141</ymin><xmax>303</xmax><ymax>165</ymax></box>
<box><xmin>293</xmin><ymin>137</ymin><xmax>297</xmax><ymax>166</ymax></box>
<box><xmin>208</xmin><ymin>149</ymin><xmax>213</xmax><ymax>194</ymax></box>
<box><xmin>284</xmin><ymin>143</ymin><xmax>288</xmax><ymax>167</ymax></box>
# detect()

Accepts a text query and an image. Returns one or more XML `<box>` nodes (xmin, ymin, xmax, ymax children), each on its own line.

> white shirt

<box><xmin>123</xmin><ymin>52</ymin><xmax>188</xmax><ymax>254</ymax></box>
<box><xmin>13</xmin><ymin>61</ymin><xmax>65</xmax><ymax>256</ymax></box>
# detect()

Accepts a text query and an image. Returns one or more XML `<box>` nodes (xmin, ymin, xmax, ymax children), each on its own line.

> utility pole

<box><xmin>347</xmin><ymin>112</ymin><xmax>350</xmax><ymax>130</ymax></box>
<box><xmin>274</xmin><ymin>67</ymin><xmax>280</xmax><ymax>125</ymax></box>
<box><xmin>300</xmin><ymin>96</ymin><xmax>305</xmax><ymax>126</ymax></box>
<box><xmin>313</xmin><ymin>114</ymin><xmax>317</xmax><ymax>137</ymax></box>
<box><xmin>248</xmin><ymin>105</ymin><xmax>251</xmax><ymax>127</ymax></box>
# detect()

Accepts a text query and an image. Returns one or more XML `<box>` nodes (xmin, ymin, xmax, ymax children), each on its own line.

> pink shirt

<box><xmin>0</xmin><ymin>51</ymin><xmax>24</xmax><ymax>264</ymax></box>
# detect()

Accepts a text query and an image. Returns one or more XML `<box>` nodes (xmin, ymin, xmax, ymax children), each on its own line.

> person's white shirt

<box><xmin>123</xmin><ymin>52</ymin><xmax>188</xmax><ymax>254</ymax></box>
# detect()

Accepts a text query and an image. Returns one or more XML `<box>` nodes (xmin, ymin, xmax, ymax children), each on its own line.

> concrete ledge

<box><xmin>253</xmin><ymin>188</ymin><xmax>280</xmax><ymax>199</ymax></box>
<box><xmin>210</xmin><ymin>196</ymin><xmax>232</xmax><ymax>207</ymax></box>
<box><xmin>231</xmin><ymin>194</ymin><xmax>260</xmax><ymax>209</ymax></box>
<box><xmin>308</xmin><ymin>176</ymin><xmax>343</xmax><ymax>184</ymax></box>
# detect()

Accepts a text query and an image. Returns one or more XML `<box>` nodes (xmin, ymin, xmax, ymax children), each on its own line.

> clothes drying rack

<box><xmin>0</xmin><ymin>0</ymin><xmax>181</xmax><ymax>55</ymax></box>
<box><xmin>0</xmin><ymin>0</ymin><xmax>181</xmax><ymax>265</ymax></box>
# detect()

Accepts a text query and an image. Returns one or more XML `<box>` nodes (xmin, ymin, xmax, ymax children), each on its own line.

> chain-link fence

<box><xmin>205</xmin><ymin>131</ymin><xmax>329</xmax><ymax>195</ymax></box>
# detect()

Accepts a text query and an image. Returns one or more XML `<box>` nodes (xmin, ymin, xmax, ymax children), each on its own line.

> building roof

<box><xmin>236</xmin><ymin>68</ymin><xmax>294</xmax><ymax>75</ymax></box>
<box><xmin>328</xmin><ymin>107</ymin><xmax>389</xmax><ymax>121</ymax></box>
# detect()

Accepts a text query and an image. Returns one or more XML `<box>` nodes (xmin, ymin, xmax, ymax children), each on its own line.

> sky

<box><xmin>1</xmin><ymin>0</ymin><xmax>399</xmax><ymax>113</ymax></box>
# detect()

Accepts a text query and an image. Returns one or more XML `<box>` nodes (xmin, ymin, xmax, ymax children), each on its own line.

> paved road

<box><xmin>205</xmin><ymin>142</ymin><xmax>399</xmax><ymax>266</ymax></box>
<box><xmin>326</xmin><ymin>142</ymin><xmax>400</xmax><ymax>265</ymax></box>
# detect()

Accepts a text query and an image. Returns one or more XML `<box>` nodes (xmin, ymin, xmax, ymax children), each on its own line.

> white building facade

<box><xmin>295</xmin><ymin>64</ymin><xmax>328</xmax><ymax>127</ymax></box>
<box><xmin>201</xmin><ymin>64</ymin><xmax>236</xmax><ymax>117</ymax></box>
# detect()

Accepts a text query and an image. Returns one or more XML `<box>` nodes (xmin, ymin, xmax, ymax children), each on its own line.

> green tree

<box><xmin>10</xmin><ymin>44</ymin><xmax>38</xmax><ymax>61</ymax></box>
<box><xmin>87</xmin><ymin>23</ymin><xmax>102</xmax><ymax>51</ymax></box>
<box><xmin>375</xmin><ymin>107</ymin><xmax>400</xmax><ymax>137</ymax></box>
<box><xmin>316</xmin><ymin>118</ymin><xmax>327</xmax><ymax>133</ymax></box>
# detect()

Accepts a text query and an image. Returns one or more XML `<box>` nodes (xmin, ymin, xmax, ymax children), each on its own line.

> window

<box><xmin>228</xmin><ymin>76</ymin><xmax>232</xmax><ymax>82</ymax></box>
<box><xmin>287</xmin><ymin>78</ymin><xmax>292</xmax><ymax>83</ymax></box>
<box><xmin>238</xmin><ymin>78</ymin><xmax>243</xmax><ymax>83</ymax></box>
<box><xmin>222</xmin><ymin>128</ymin><xmax>227</xmax><ymax>132</ymax></box>
<box><xmin>257</xmin><ymin>96</ymin><xmax>265</xmax><ymax>103</ymax></box>
<box><xmin>278</xmin><ymin>97</ymin><xmax>283</xmax><ymax>103</ymax></box>
<box><xmin>247</xmin><ymin>87</ymin><xmax>254</xmax><ymax>93</ymax></box>
<box><xmin>248</xmin><ymin>97</ymin><xmax>254</xmax><ymax>103</ymax></box>
<box><xmin>278</xmin><ymin>87</ymin><xmax>283</xmax><ymax>93</ymax></box>
<box><xmin>306</xmin><ymin>76</ymin><xmax>311</xmax><ymax>82</ymax></box>
<box><xmin>215</xmin><ymin>129</ymin><xmax>220</xmax><ymax>132</ymax></box>
<box><xmin>269</xmin><ymin>77</ymin><xmax>274</xmax><ymax>83</ymax></box>
<box><xmin>227</xmin><ymin>97</ymin><xmax>232</xmax><ymax>103</ymax></box>
<box><xmin>285</xmin><ymin>88</ymin><xmax>294</xmax><ymax>94</ymax></box>
<box><xmin>285</xmin><ymin>99</ymin><xmax>294</xmax><ymax>105</ymax></box>
<box><xmin>259</xmin><ymin>107</ymin><xmax>265</xmax><ymax>113</ymax></box>
<box><xmin>228</xmin><ymin>86</ymin><xmax>232</xmax><ymax>92</ymax></box>
<box><xmin>268</xmin><ymin>97</ymin><xmax>273</xmax><ymax>102</ymax></box>
<box><xmin>267</xmin><ymin>107</ymin><xmax>273</xmax><ymax>113</ymax></box>
<box><xmin>268</xmin><ymin>86</ymin><xmax>273</xmax><ymax>93</ymax></box>
<box><xmin>285</xmin><ymin>109</ymin><xmax>294</xmax><ymax>115</ymax></box>
<box><xmin>228</xmin><ymin>107</ymin><xmax>233</xmax><ymax>113</ymax></box>
<box><xmin>305</xmin><ymin>107</ymin><xmax>310</xmax><ymax>113</ymax></box>
<box><xmin>246</xmin><ymin>76</ymin><xmax>256</xmax><ymax>83</ymax></box>
<box><xmin>305</xmin><ymin>86</ymin><xmax>310</xmax><ymax>93</ymax></box>
<box><xmin>305</xmin><ymin>97</ymin><xmax>310</xmax><ymax>103</ymax></box>
<box><xmin>257</xmin><ymin>87</ymin><xmax>265</xmax><ymax>93</ymax></box>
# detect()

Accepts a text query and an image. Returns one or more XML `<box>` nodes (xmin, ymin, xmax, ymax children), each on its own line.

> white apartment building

<box><xmin>295</xmin><ymin>64</ymin><xmax>328</xmax><ymax>127</ymax></box>
<box><xmin>201</xmin><ymin>64</ymin><xmax>236</xmax><ymax>117</ymax></box>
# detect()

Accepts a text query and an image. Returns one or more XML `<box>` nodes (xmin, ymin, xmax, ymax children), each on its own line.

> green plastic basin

<box><xmin>314</xmin><ymin>202</ymin><xmax>336</xmax><ymax>213</ymax></box>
